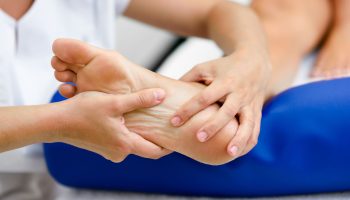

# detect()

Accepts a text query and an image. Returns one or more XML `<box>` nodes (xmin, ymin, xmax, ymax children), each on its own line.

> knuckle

<box><xmin>197</xmin><ymin>95</ymin><xmax>210</xmax><ymax>106</ymax></box>
<box><xmin>178</xmin><ymin>108</ymin><xmax>191</xmax><ymax>119</ymax></box>
<box><xmin>223</xmin><ymin>105</ymin><xmax>239</xmax><ymax>118</ymax></box>
<box><xmin>112</xmin><ymin>99</ymin><xmax>122</xmax><ymax>110</ymax></box>
<box><xmin>137</xmin><ymin>93</ymin><xmax>149</xmax><ymax>106</ymax></box>
<box><xmin>203</xmin><ymin>123</ymin><xmax>219</xmax><ymax>136</ymax></box>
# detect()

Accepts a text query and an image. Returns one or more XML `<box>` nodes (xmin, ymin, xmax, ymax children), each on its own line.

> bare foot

<box><xmin>252</xmin><ymin>0</ymin><xmax>332</xmax><ymax>96</ymax></box>
<box><xmin>312</xmin><ymin>0</ymin><xmax>350</xmax><ymax>79</ymax></box>
<box><xmin>51</xmin><ymin>38</ymin><xmax>238</xmax><ymax>165</ymax></box>
<box><xmin>312</xmin><ymin>27</ymin><xmax>350</xmax><ymax>79</ymax></box>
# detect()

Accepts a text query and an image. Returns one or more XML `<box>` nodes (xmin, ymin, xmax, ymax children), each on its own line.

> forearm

<box><xmin>125</xmin><ymin>0</ymin><xmax>268</xmax><ymax>55</ymax></box>
<box><xmin>206</xmin><ymin>1</ymin><xmax>268</xmax><ymax>55</ymax></box>
<box><xmin>0</xmin><ymin>103</ymin><xmax>62</xmax><ymax>153</ymax></box>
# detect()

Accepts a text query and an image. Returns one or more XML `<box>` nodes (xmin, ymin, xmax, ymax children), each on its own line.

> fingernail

<box><xmin>154</xmin><ymin>89</ymin><xmax>166</xmax><ymax>102</ymax></box>
<box><xmin>197</xmin><ymin>131</ymin><xmax>208</xmax><ymax>142</ymax></box>
<box><xmin>171</xmin><ymin>116</ymin><xmax>182</xmax><ymax>126</ymax></box>
<box><xmin>228</xmin><ymin>146</ymin><xmax>238</xmax><ymax>157</ymax></box>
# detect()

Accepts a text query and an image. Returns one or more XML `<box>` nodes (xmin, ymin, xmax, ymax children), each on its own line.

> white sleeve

<box><xmin>115</xmin><ymin>0</ymin><xmax>131</xmax><ymax>16</ymax></box>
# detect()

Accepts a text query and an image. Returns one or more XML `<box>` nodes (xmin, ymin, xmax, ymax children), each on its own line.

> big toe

<box><xmin>52</xmin><ymin>38</ymin><xmax>101</xmax><ymax>65</ymax></box>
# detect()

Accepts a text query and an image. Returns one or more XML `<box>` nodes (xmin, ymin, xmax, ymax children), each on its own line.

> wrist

<box><xmin>230</xmin><ymin>46</ymin><xmax>272</xmax><ymax>74</ymax></box>
<box><xmin>39</xmin><ymin>102</ymin><xmax>71</xmax><ymax>143</ymax></box>
<box><xmin>230</xmin><ymin>47</ymin><xmax>272</xmax><ymax>99</ymax></box>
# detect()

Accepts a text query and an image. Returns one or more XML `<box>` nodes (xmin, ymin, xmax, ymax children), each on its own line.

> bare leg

<box><xmin>312</xmin><ymin>0</ymin><xmax>350</xmax><ymax>79</ymax></box>
<box><xmin>51</xmin><ymin>39</ymin><xmax>238</xmax><ymax>165</ymax></box>
<box><xmin>252</xmin><ymin>0</ymin><xmax>332</xmax><ymax>96</ymax></box>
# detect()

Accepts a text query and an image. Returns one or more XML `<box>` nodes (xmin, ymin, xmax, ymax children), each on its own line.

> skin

<box><xmin>0</xmin><ymin>0</ymin><xmax>33</xmax><ymax>20</ymax></box>
<box><xmin>1</xmin><ymin>0</ymin><xmax>271</xmax><ymax>159</ymax></box>
<box><xmin>0</xmin><ymin>0</ymin><xmax>170</xmax><ymax>162</ymax></box>
<box><xmin>52</xmin><ymin>39</ymin><xmax>239</xmax><ymax>165</ymax></box>
<box><xmin>0</xmin><ymin>90</ymin><xmax>172</xmax><ymax>162</ymax></box>
<box><xmin>125</xmin><ymin>0</ymin><xmax>271</xmax><ymax>157</ymax></box>
<box><xmin>312</xmin><ymin>0</ymin><xmax>350</xmax><ymax>79</ymax></box>
<box><xmin>251</xmin><ymin>0</ymin><xmax>332</xmax><ymax>96</ymax></box>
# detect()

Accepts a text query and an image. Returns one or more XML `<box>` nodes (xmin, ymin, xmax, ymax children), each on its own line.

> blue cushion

<box><xmin>44</xmin><ymin>78</ymin><xmax>350</xmax><ymax>197</ymax></box>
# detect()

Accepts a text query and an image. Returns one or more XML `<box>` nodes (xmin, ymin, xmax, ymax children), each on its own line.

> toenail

<box><xmin>171</xmin><ymin>116</ymin><xmax>182</xmax><ymax>126</ymax></box>
<box><xmin>228</xmin><ymin>146</ymin><xmax>238</xmax><ymax>157</ymax></box>
<box><xmin>197</xmin><ymin>131</ymin><xmax>208</xmax><ymax>142</ymax></box>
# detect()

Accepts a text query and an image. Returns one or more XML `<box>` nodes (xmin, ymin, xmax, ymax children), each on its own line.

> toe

<box><xmin>311</xmin><ymin>65</ymin><xmax>325</xmax><ymax>78</ymax></box>
<box><xmin>310</xmin><ymin>68</ymin><xmax>320</xmax><ymax>77</ymax></box>
<box><xmin>52</xmin><ymin>38</ymin><xmax>101</xmax><ymax>65</ymax></box>
<box><xmin>345</xmin><ymin>68</ymin><xmax>350</xmax><ymax>77</ymax></box>
<box><xmin>54</xmin><ymin>70</ymin><xmax>77</xmax><ymax>83</ymax></box>
<box><xmin>51</xmin><ymin>56</ymin><xmax>81</xmax><ymax>73</ymax></box>
<box><xmin>59</xmin><ymin>84</ymin><xmax>77</xmax><ymax>98</ymax></box>
<box><xmin>51</xmin><ymin>56</ymin><xmax>69</xmax><ymax>72</ymax></box>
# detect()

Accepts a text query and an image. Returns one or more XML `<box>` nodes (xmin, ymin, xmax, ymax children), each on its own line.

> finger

<box><xmin>179</xmin><ymin>65</ymin><xmax>204</xmax><ymax>82</ymax></box>
<box><xmin>54</xmin><ymin>70</ymin><xmax>76</xmax><ymax>83</ymax></box>
<box><xmin>196</xmin><ymin>95</ymin><xmax>241</xmax><ymax>142</ymax></box>
<box><xmin>171</xmin><ymin>81</ymin><xmax>227</xmax><ymax>126</ymax></box>
<box><xmin>59</xmin><ymin>84</ymin><xmax>77</xmax><ymax>98</ymax></box>
<box><xmin>51</xmin><ymin>55</ymin><xmax>84</xmax><ymax>73</ymax></box>
<box><xmin>52</xmin><ymin>38</ymin><xmax>101</xmax><ymax>65</ymax></box>
<box><xmin>115</xmin><ymin>88</ymin><xmax>166</xmax><ymax>113</ymax></box>
<box><xmin>129</xmin><ymin>132</ymin><xmax>172</xmax><ymax>159</ymax></box>
<box><xmin>241</xmin><ymin>107</ymin><xmax>262</xmax><ymax>156</ymax></box>
<box><xmin>227</xmin><ymin>107</ymin><xmax>255</xmax><ymax>158</ymax></box>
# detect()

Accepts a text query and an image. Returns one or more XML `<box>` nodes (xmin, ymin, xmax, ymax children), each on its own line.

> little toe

<box><xmin>59</xmin><ymin>84</ymin><xmax>77</xmax><ymax>98</ymax></box>
<box><xmin>54</xmin><ymin>70</ymin><xmax>76</xmax><ymax>83</ymax></box>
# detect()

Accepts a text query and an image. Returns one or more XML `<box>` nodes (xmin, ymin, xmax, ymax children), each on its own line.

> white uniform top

<box><xmin>0</xmin><ymin>0</ymin><xmax>129</xmax><ymax>172</ymax></box>
<box><xmin>0</xmin><ymin>0</ymin><xmax>130</xmax><ymax>106</ymax></box>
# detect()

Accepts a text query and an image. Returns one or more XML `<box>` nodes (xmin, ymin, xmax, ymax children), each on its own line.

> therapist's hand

<box><xmin>171</xmin><ymin>49</ymin><xmax>271</xmax><ymax>158</ymax></box>
<box><xmin>54</xmin><ymin>89</ymin><xmax>171</xmax><ymax>163</ymax></box>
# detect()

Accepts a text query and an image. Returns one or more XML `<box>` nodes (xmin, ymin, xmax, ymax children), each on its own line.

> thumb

<box><xmin>117</xmin><ymin>88</ymin><xmax>166</xmax><ymax>113</ymax></box>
